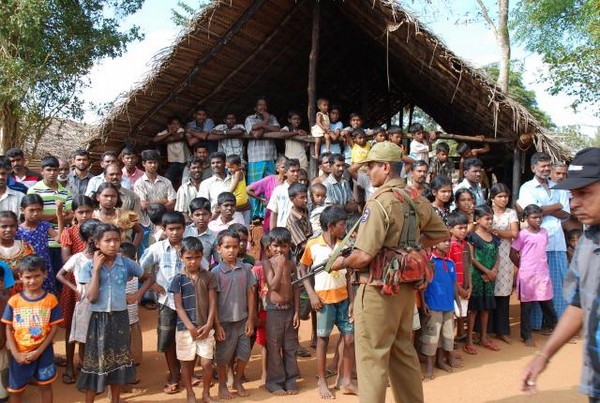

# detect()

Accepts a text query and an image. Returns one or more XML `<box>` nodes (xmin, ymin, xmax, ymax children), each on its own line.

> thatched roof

<box><xmin>88</xmin><ymin>0</ymin><xmax>568</xmax><ymax>161</ymax></box>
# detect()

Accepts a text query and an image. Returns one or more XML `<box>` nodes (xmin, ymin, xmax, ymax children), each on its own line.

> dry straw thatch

<box><xmin>88</xmin><ymin>0</ymin><xmax>569</xmax><ymax>161</ymax></box>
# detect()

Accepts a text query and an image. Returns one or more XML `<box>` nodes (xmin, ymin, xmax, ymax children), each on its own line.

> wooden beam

<box><xmin>512</xmin><ymin>146</ymin><xmax>522</xmax><ymax>206</ymax></box>
<box><xmin>189</xmin><ymin>0</ymin><xmax>305</xmax><ymax>118</ymax></box>
<box><xmin>130</xmin><ymin>0</ymin><xmax>269</xmax><ymax>135</ymax></box>
<box><xmin>307</xmin><ymin>0</ymin><xmax>321</xmax><ymax>178</ymax></box>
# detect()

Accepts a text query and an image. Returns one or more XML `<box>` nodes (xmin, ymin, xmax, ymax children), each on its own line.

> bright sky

<box><xmin>81</xmin><ymin>0</ymin><xmax>599</xmax><ymax>136</ymax></box>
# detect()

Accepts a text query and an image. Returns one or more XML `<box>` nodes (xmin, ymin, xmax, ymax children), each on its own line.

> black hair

<box><xmin>276</xmin><ymin>155</ymin><xmax>289</xmax><ymax>166</ymax></box>
<box><xmin>456</xmin><ymin>142</ymin><xmax>470</xmax><ymax>157</ymax></box>
<box><xmin>473</xmin><ymin>204</ymin><xmax>493</xmax><ymax>220</ymax></box>
<box><xmin>426</xmin><ymin>175</ymin><xmax>454</xmax><ymax>205</ymax></box>
<box><xmin>167</xmin><ymin>115</ymin><xmax>182</xmax><ymax>125</ymax></box>
<box><xmin>348</xmin><ymin>112</ymin><xmax>361</xmax><ymax>120</ymax></box>
<box><xmin>284</xmin><ymin>158</ymin><xmax>300</xmax><ymax>171</ymax></box>
<box><xmin>318</xmin><ymin>152</ymin><xmax>333</xmax><ymax>166</ymax></box>
<box><xmin>40</xmin><ymin>155</ymin><xmax>59</xmax><ymax>169</ymax></box>
<box><xmin>72</xmin><ymin>149</ymin><xmax>89</xmax><ymax>158</ymax></box>
<box><xmin>100</xmin><ymin>151</ymin><xmax>118</xmax><ymax>161</ymax></box>
<box><xmin>330</xmin><ymin>104</ymin><xmax>341</xmax><ymax>112</ymax></box>
<box><xmin>412</xmin><ymin>160</ymin><xmax>429</xmax><ymax>170</ymax></box>
<box><xmin>188</xmin><ymin>156</ymin><xmax>204</xmax><ymax>167</ymax></box>
<box><xmin>0</xmin><ymin>263</ymin><xmax>4</xmax><ymax>279</ymax></box>
<box><xmin>463</xmin><ymin>157</ymin><xmax>483</xmax><ymax>171</ymax></box>
<box><xmin>119</xmin><ymin>242</ymin><xmax>137</xmax><ymax>260</ymax></box>
<box><xmin>228</xmin><ymin>222</ymin><xmax>249</xmax><ymax>237</ymax></box>
<box><xmin>194</xmin><ymin>105</ymin><xmax>208</xmax><ymax>114</ymax></box>
<box><xmin>0</xmin><ymin>211</ymin><xmax>18</xmax><ymax>222</ymax></box>
<box><xmin>226</xmin><ymin>154</ymin><xmax>242</xmax><ymax>166</ymax></box>
<box><xmin>346</xmin><ymin>214</ymin><xmax>361</xmax><ymax>233</ymax></box>
<box><xmin>147</xmin><ymin>203</ymin><xmax>167</xmax><ymax>226</ymax></box>
<box><xmin>288</xmin><ymin>182</ymin><xmax>308</xmax><ymax>199</ymax></box>
<box><xmin>255</xmin><ymin>96</ymin><xmax>268</xmax><ymax>106</ymax></box>
<box><xmin>217</xmin><ymin>228</ymin><xmax>240</xmax><ymax>246</ymax></box>
<box><xmin>189</xmin><ymin>197</ymin><xmax>211</xmax><ymax>215</ymax></box>
<box><xmin>330</xmin><ymin>153</ymin><xmax>345</xmax><ymax>164</ymax></box>
<box><xmin>446</xmin><ymin>211</ymin><xmax>469</xmax><ymax>227</ymax></box>
<box><xmin>261</xmin><ymin>232</ymin><xmax>271</xmax><ymax>249</ymax></box>
<box><xmin>567</xmin><ymin>228</ymin><xmax>582</xmax><ymax>240</ymax></box>
<box><xmin>320</xmin><ymin>206</ymin><xmax>347</xmax><ymax>231</ymax></box>
<box><xmin>217</xmin><ymin>192</ymin><xmax>236</xmax><ymax>206</ymax></box>
<box><xmin>80</xmin><ymin>218</ymin><xmax>102</xmax><ymax>254</ymax></box>
<box><xmin>209</xmin><ymin>151</ymin><xmax>226</xmax><ymax>163</ymax></box>
<box><xmin>5</xmin><ymin>148</ymin><xmax>24</xmax><ymax>159</ymax></box>
<box><xmin>531</xmin><ymin>152</ymin><xmax>551</xmax><ymax>166</ymax></box>
<box><xmin>436</xmin><ymin>142</ymin><xmax>450</xmax><ymax>154</ymax></box>
<box><xmin>18</xmin><ymin>255</ymin><xmax>46</xmax><ymax>274</ymax></box>
<box><xmin>269</xmin><ymin>227</ymin><xmax>292</xmax><ymax>244</ymax></box>
<box><xmin>310</xmin><ymin>182</ymin><xmax>327</xmax><ymax>194</ymax></box>
<box><xmin>92</xmin><ymin>223</ymin><xmax>120</xmax><ymax>246</ymax></box>
<box><xmin>72</xmin><ymin>195</ymin><xmax>94</xmax><ymax>214</ymax></box>
<box><xmin>522</xmin><ymin>204</ymin><xmax>543</xmax><ymax>217</ymax></box>
<box><xmin>351</xmin><ymin>128</ymin><xmax>366</xmax><ymax>138</ymax></box>
<box><xmin>0</xmin><ymin>156</ymin><xmax>10</xmax><ymax>170</ymax></box>
<box><xmin>490</xmin><ymin>183</ymin><xmax>511</xmax><ymax>199</ymax></box>
<box><xmin>161</xmin><ymin>211</ymin><xmax>186</xmax><ymax>227</ymax></box>
<box><xmin>20</xmin><ymin>194</ymin><xmax>44</xmax><ymax>210</ymax></box>
<box><xmin>387</xmin><ymin>125</ymin><xmax>403</xmax><ymax>136</ymax></box>
<box><xmin>373</xmin><ymin>127</ymin><xmax>387</xmax><ymax>135</ymax></box>
<box><xmin>454</xmin><ymin>188</ymin><xmax>475</xmax><ymax>204</ymax></box>
<box><xmin>120</xmin><ymin>147</ymin><xmax>136</xmax><ymax>157</ymax></box>
<box><xmin>180</xmin><ymin>236</ymin><xmax>204</xmax><ymax>255</ymax></box>
<box><xmin>287</xmin><ymin>110</ymin><xmax>301</xmax><ymax>119</ymax></box>
<box><xmin>316</xmin><ymin>98</ymin><xmax>328</xmax><ymax>106</ymax></box>
<box><xmin>95</xmin><ymin>182</ymin><xmax>122</xmax><ymax>209</ymax></box>
<box><xmin>140</xmin><ymin>149</ymin><xmax>161</xmax><ymax>163</ymax></box>
<box><xmin>408</xmin><ymin>123</ymin><xmax>424</xmax><ymax>133</ymax></box>
<box><xmin>193</xmin><ymin>142</ymin><xmax>209</xmax><ymax>151</ymax></box>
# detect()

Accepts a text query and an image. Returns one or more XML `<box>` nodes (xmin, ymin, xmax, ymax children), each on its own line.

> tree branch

<box><xmin>475</xmin><ymin>0</ymin><xmax>499</xmax><ymax>38</ymax></box>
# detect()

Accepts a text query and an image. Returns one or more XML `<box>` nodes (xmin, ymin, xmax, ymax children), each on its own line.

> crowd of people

<box><xmin>0</xmin><ymin>96</ymin><xmax>594</xmax><ymax>403</ymax></box>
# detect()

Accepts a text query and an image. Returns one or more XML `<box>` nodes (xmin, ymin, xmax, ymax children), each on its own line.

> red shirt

<box><xmin>60</xmin><ymin>225</ymin><xmax>87</xmax><ymax>254</ymax></box>
<box><xmin>449</xmin><ymin>237</ymin><xmax>468</xmax><ymax>286</ymax></box>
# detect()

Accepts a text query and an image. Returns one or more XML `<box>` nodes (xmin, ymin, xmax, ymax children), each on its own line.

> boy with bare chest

<box><xmin>263</xmin><ymin>227</ymin><xmax>300</xmax><ymax>395</ymax></box>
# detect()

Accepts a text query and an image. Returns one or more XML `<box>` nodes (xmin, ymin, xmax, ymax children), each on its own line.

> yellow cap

<box><xmin>362</xmin><ymin>142</ymin><xmax>404</xmax><ymax>163</ymax></box>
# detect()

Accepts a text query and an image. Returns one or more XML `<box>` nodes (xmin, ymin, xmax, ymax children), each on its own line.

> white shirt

<box><xmin>517</xmin><ymin>177</ymin><xmax>570</xmax><ymax>251</ymax></box>
<box><xmin>0</xmin><ymin>187</ymin><xmax>24</xmax><ymax>216</ymax></box>
<box><xmin>198</xmin><ymin>174</ymin><xmax>232</xmax><ymax>212</ymax></box>
<box><xmin>267</xmin><ymin>182</ymin><xmax>292</xmax><ymax>227</ymax></box>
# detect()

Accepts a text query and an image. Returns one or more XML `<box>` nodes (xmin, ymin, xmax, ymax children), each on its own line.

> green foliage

<box><xmin>0</xmin><ymin>0</ymin><xmax>145</xmax><ymax>152</ymax></box>
<box><xmin>171</xmin><ymin>0</ymin><xmax>211</xmax><ymax>28</ymax></box>
<box><xmin>512</xmin><ymin>0</ymin><xmax>600</xmax><ymax>114</ymax></box>
<box><xmin>482</xmin><ymin>63</ymin><xmax>554</xmax><ymax>129</ymax></box>
<box><xmin>553</xmin><ymin>125</ymin><xmax>593</xmax><ymax>154</ymax></box>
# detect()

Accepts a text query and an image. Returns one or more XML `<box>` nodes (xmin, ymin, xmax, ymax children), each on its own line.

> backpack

<box><xmin>366</xmin><ymin>186</ymin><xmax>434</xmax><ymax>295</ymax></box>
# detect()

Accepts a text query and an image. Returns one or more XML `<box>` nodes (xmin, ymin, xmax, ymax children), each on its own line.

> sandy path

<box><xmin>20</xmin><ymin>297</ymin><xmax>585</xmax><ymax>402</ymax></box>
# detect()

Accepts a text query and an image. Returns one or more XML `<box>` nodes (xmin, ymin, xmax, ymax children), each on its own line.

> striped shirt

<box><xmin>175</xmin><ymin>180</ymin><xmax>203</xmax><ymax>215</ymax></box>
<box><xmin>323</xmin><ymin>174</ymin><xmax>353</xmax><ymax>206</ymax></box>
<box><xmin>27</xmin><ymin>181</ymin><xmax>73</xmax><ymax>248</ymax></box>
<box><xmin>169</xmin><ymin>271</ymin><xmax>217</xmax><ymax>331</ymax></box>
<box><xmin>215</xmin><ymin>123</ymin><xmax>246</xmax><ymax>157</ymax></box>
<box><xmin>244</xmin><ymin>113</ymin><xmax>280</xmax><ymax>162</ymax></box>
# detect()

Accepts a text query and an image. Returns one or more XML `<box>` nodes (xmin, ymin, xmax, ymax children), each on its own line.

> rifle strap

<box><xmin>323</xmin><ymin>218</ymin><xmax>360</xmax><ymax>273</ymax></box>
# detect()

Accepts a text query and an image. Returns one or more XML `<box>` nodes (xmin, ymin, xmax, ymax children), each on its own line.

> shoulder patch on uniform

<box><xmin>361</xmin><ymin>208</ymin><xmax>370</xmax><ymax>223</ymax></box>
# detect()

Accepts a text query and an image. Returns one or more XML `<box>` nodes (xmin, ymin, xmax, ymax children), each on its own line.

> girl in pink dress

<box><xmin>510</xmin><ymin>204</ymin><xmax>557</xmax><ymax>347</ymax></box>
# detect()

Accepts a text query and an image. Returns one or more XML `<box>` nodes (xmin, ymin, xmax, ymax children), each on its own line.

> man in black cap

<box><xmin>521</xmin><ymin>147</ymin><xmax>600</xmax><ymax>403</ymax></box>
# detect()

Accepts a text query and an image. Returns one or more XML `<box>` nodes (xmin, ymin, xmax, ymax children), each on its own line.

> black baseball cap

<box><xmin>553</xmin><ymin>147</ymin><xmax>600</xmax><ymax>190</ymax></box>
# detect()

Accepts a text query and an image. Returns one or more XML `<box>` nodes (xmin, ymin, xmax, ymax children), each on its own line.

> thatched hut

<box><xmin>87</xmin><ymin>0</ymin><xmax>568</xmax><ymax>189</ymax></box>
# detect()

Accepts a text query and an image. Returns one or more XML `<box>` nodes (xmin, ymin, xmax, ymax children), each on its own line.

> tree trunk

<box><xmin>497</xmin><ymin>0</ymin><xmax>510</xmax><ymax>93</ymax></box>
<box><xmin>0</xmin><ymin>102</ymin><xmax>20</xmax><ymax>154</ymax></box>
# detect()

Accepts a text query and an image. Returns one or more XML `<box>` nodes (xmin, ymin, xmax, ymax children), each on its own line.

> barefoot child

<box><xmin>207</xmin><ymin>192</ymin><xmax>245</xmax><ymax>233</ymax></box>
<box><xmin>170</xmin><ymin>237</ymin><xmax>217</xmax><ymax>403</ymax></box>
<box><xmin>420</xmin><ymin>239</ymin><xmax>462</xmax><ymax>380</ymax></box>
<box><xmin>226</xmin><ymin>154</ymin><xmax>251</xmax><ymax>225</ymax></box>
<box><xmin>120</xmin><ymin>242</ymin><xmax>143</xmax><ymax>366</ymax></box>
<box><xmin>2</xmin><ymin>256</ymin><xmax>63</xmax><ymax>402</ymax></box>
<box><xmin>285</xmin><ymin>183</ymin><xmax>312</xmax><ymax>261</ymax></box>
<box><xmin>251</xmin><ymin>234</ymin><xmax>272</xmax><ymax>387</ymax></box>
<box><xmin>447</xmin><ymin>212</ymin><xmax>472</xmax><ymax>344</ymax></box>
<box><xmin>311</xmin><ymin>98</ymin><xmax>331</xmax><ymax>159</ymax></box>
<box><xmin>212</xmin><ymin>229</ymin><xmax>256</xmax><ymax>399</ymax></box>
<box><xmin>299</xmin><ymin>206</ymin><xmax>357</xmax><ymax>399</ymax></box>
<box><xmin>465</xmin><ymin>205</ymin><xmax>501</xmax><ymax>354</ymax></box>
<box><xmin>510</xmin><ymin>204</ymin><xmax>557</xmax><ymax>347</ymax></box>
<box><xmin>76</xmin><ymin>224</ymin><xmax>154</xmax><ymax>402</ymax></box>
<box><xmin>263</xmin><ymin>227</ymin><xmax>300</xmax><ymax>395</ymax></box>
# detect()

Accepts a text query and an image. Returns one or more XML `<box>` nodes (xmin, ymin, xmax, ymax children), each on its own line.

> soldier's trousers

<box><xmin>354</xmin><ymin>283</ymin><xmax>424</xmax><ymax>403</ymax></box>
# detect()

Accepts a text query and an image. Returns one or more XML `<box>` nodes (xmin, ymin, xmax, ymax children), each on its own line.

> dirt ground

<box><xmin>20</xmin><ymin>296</ymin><xmax>585</xmax><ymax>403</ymax></box>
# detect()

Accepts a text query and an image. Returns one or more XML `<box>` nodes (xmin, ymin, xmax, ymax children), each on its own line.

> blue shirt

<box><xmin>424</xmin><ymin>254</ymin><xmax>457</xmax><ymax>312</ymax></box>
<box><xmin>517</xmin><ymin>177</ymin><xmax>570</xmax><ymax>251</ymax></box>
<box><xmin>169</xmin><ymin>271</ymin><xmax>217</xmax><ymax>331</ymax></box>
<box><xmin>0</xmin><ymin>262</ymin><xmax>15</xmax><ymax>289</ymax></box>
<box><xmin>183</xmin><ymin>224</ymin><xmax>219</xmax><ymax>264</ymax></box>
<box><xmin>80</xmin><ymin>255</ymin><xmax>143</xmax><ymax>312</ymax></box>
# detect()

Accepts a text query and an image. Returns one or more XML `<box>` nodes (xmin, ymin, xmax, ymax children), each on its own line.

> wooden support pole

<box><xmin>307</xmin><ymin>0</ymin><xmax>320</xmax><ymax>178</ymax></box>
<box><xmin>512</xmin><ymin>146</ymin><xmax>522</xmax><ymax>207</ymax></box>
<box><xmin>408</xmin><ymin>104</ymin><xmax>414</xmax><ymax>129</ymax></box>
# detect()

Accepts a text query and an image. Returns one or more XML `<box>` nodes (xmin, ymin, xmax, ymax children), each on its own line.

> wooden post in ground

<box><xmin>307</xmin><ymin>0</ymin><xmax>320</xmax><ymax>179</ymax></box>
<box><xmin>512</xmin><ymin>146</ymin><xmax>522</xmax><ymax>207</ymax></box>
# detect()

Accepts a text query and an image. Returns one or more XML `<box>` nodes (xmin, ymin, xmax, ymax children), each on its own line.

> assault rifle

<box><xmin>292</xmin><ymin>248</ymin><xmax>353</xmax><ymax>285</ymax></box>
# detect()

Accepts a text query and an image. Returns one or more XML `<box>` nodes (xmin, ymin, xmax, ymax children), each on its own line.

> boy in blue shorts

<box><xmin>2</xmin><ymin>255</ymin><xmax>63</xmax><ymax>402</ymax></box>
<box><xmin>299</xmin><ymin>206</ymin><xmax>357</xmax><ymax>399</ymax></box>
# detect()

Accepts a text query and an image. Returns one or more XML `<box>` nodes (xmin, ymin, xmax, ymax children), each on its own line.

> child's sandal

<box><xmin>463</xmin><ymin>344</ymin><xmax>478</xmax><ymax>355</ymax></box>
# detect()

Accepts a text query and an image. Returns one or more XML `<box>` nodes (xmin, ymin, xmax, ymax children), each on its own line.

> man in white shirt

<box><xmin>198</xmin><ymin>152</ymin><xmax>232</xmax><ymax>213</ymax></box>
<box><xmin>454</xmin><ymin>157</ymin><xmax>487</xmax><ymax>206</ymax></box>
<box><xmin>0</xmin><ymin>158</ymin><xmax>24</xmax><ymax>216</ymax></box>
